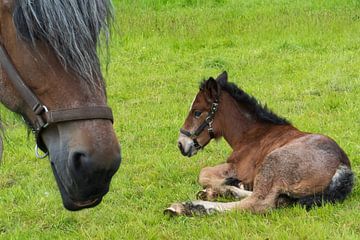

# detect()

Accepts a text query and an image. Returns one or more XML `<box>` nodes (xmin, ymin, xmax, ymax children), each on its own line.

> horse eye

<box><xmin>194</xmin><ymin>110</ymin><xmax>202</xmax><ymax>118</ymax></box>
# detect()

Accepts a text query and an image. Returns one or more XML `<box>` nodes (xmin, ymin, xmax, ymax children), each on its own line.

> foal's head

<box><xmin>0</xmin><ymin>1</ymin><xmax>120</xmax><ymax>210</ymax></box>
<box><xmin>178</xmin><ymin>72</ymin><xmax>228</xmax><ymax>157</ymax></box>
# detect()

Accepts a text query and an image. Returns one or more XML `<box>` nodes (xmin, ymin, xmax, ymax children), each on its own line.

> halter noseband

<box><xmin>180</xmin><ymin>98</ymin><xmax>219</xmax><ymax>150</ymax></box>
<box><xmin>0</xmin><ymin>45</ymin><xmax>114</xmax><ymax>157</ymax></box>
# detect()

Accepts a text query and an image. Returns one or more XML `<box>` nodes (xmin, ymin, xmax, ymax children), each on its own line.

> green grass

<box><xmin>1</xmin><ymin>0</ymin><xmax>360</xmax><ymax>239</ymax></box>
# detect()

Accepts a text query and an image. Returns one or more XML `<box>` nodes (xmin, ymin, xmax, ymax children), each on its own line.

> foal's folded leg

<box><xmin>165</xmin><ymin>169</ymin><xmax>279</xmax><ymax>216</ymax></box>
<box><xmin>197</xmin><ymin>163</ymin><xmax>252</xmax><ymax>201</ymax></box>
<box><xmin>196</xmin><ymin>185</ymin><xmax>252</xmax><ymax>200</ymax></box>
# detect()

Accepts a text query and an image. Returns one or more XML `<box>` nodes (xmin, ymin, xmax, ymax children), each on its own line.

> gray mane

<box><xmin>13</xmin><ymin>0</ymin><xmax>114</xmax><ymax>85</ymax></box>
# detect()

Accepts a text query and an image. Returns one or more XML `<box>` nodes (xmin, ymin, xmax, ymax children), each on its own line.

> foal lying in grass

<box><xmin>165</xmin><ymin>71</ymin><xmax>354</xmax><ymax>216</ymax></box>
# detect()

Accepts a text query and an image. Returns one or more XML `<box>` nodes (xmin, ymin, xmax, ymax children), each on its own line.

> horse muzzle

<box><xmin>42</xmin><ymin>120</ymin><xmax>121</xmax><ymax>211</ymax></box>
<box><xmin>178</xmin><ymin>134</ymin><xmax>199</xmax><ymax>157</ymax></box>
<box><xmin>50</xmin><ymin>151</ymin><xmax>121</xmax><ymax>211</ymax></box>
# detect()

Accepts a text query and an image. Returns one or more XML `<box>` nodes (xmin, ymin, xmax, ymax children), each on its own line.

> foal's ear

<box><xmin>216</xmin><ymin>71</ymin><xmax>228</xmax><ymax>85</ymax></box>
<box><xmin>204</xmin><ymin>77</ymin><xmax>220</xmax><ymax>101</ymax></box>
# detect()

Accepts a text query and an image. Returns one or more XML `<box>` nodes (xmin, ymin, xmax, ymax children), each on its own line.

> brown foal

<box><xmin>166</xmin><ymin>71</ymin><xmax>354</xmax><ymax>216</ymax></box>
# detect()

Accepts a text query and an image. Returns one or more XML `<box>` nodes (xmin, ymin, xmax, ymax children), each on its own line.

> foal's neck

<box><xmin>218</xmin><ymin>92</ymin><xmax>292</xmax><ymax>149</ymax></box>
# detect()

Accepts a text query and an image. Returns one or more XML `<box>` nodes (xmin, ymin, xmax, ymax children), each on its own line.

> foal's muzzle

<box><xmin>178</xmin><ymin>142</ymin><xmax>186</xmax><ymax>155</ymax></box>
<box><xmin>178</xmin><ymin>142</ymin><xmax>192</xmax><ymax>157</ymax></box>
<box><xmin>177</xmin><ymin>133</ymin><xmax>200</xmax><ymax>157</ymax></box>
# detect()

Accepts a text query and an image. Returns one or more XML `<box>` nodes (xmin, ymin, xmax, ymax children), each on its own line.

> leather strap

<box><xmin>45</xmin><ymin>106</ymin><xmax>113</xmax><ymax>124</ymax></box>
<box><xmin>0</xmin><ymin>45</ymin><xmax>45</xmax><ymax>115</ymax></box>
<box><xmin>0</xmin><ymin>44</ymin><xmax>114</xmax><ymax>154</ymax></box>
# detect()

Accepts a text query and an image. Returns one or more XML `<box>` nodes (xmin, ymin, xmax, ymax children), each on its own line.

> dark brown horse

<box><xmin>0</xmin><ymin>0</ymin><xmax>120</xmax><ymax>210</ymax></box>
<box><xmin>166</xmin><ymin>71</ymin><xmax>354</xmax><ymax>216</ymax></box>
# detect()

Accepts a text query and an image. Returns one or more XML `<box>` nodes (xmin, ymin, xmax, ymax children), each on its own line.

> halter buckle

<box><xmin>34</xmin><ymin>105</ymin><xmax>49</xmax><ymax>131</ymax></box>
<box><xmin>205</xmin><ymin>116</ymin><xmax>214</xmax><ymax>125</ymax></box>
<box><xmin>212</xmin><ymin>102</ymin><xmax>219</xmax><ymax>111</ymax></box>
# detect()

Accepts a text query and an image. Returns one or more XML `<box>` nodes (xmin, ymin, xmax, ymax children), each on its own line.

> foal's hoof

<box><xmin>196</xmin><ymin>190</ymin><xmax>208</xmax><ymax>200</ymax></box>
<box><xmin>196</xmin><ymin>189</ymin><xmax>218</xmax><ymax>200</ymax></box>
<box><xmin>164</xmin><ymin>203</ymin><xmax>186</xmax><ymax>216</ymax></box>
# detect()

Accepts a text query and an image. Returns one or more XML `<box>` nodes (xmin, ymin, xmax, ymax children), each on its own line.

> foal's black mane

<box><xmin>12</xmin><ymin>0</ymin><xmax>113</xmax><ymax>85</ymax></box>
<box><xmin>201</xmin><ymin>79</ymin><xmax>290</xmax><ymax>125</ymax></box>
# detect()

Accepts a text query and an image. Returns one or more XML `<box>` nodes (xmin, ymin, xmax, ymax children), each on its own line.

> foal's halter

<box><xmin>0</xmin><ymin>45</ymin><xmax>114</xmax><ymax>158</ymax></box>
<box><xmin>180</xmin><ymin>98</ymin><xmax>219</xmax><ymax>150</ymax></box>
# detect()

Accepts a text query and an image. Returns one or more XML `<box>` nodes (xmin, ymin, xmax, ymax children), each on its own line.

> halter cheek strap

<box><xmin>180</xmin><ymin>99</ymin><xmax>219</xmax><ymax>150</ymax></box>
<box><xmin>0</xmin><ymin>44</ymin><xmax>114</xmax><ymax>156</ymax></box>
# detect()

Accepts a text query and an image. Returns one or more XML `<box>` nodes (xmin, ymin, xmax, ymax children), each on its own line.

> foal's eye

<box><xmin>194</xmin><ymin>110</ymin><xmax>202</xmax><ymax>118</ymax></box>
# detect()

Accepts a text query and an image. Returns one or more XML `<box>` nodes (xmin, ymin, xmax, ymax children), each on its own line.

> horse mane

<box><xmin>13</xmin><ymin>0</ymin><xmax>114</xmax><ymax>86</ymax></box>
<box><xmin>200</xmin><ymin>79</ymin><xmax>290</xmax><ymax>125</ymax></box>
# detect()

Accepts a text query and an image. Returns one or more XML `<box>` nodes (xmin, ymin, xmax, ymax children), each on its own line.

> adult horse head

<box><xmin>0</xmin><ymin>0</ymin><xmax>121</xmax><ymax>210</ymax></box>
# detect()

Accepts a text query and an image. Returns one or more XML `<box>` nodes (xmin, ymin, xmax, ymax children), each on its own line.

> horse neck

<box><xmin>217</xmin><ymin>91</ymin><xmax>283</xmax><ymax>149</ymax></box>
<box><xmin>216</xmin><ymin>92</ymin><xmax>252</xmax><ymax>148</ymax></box>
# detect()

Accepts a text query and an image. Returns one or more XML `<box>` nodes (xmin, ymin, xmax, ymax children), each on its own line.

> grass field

<box><xmin>1</xmin><ymin>0</ymin><xmax>360</xmax><ymax>239</ymax></box>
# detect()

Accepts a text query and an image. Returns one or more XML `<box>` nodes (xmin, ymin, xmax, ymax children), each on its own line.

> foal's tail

<box><xmin>297</xmin><ymin>164</ymin><xmax>355</xmax><ymax>210</ymax></box>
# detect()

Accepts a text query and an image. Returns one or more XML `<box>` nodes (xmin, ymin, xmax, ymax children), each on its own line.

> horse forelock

<box><xmin>12</xmin><ymin>0</ymin><xmax>114</xmax><ymax>86</ymax></box>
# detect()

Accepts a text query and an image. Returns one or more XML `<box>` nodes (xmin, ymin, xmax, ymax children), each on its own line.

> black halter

<box><xmin>180</xmin><ymin>99</ymin><xmax>219</xmax><ymax>150</ymax></box>
<box><xmin>0</xmin><ymin>44</ymin><xmax>114</xmax><ymax>158</ymax></box>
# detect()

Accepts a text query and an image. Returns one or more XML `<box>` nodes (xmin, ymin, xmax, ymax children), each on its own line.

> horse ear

<box><xmin>216</xmin><ymin>71</ymin><xmax>228</xmax><ymax>85</ymax></box>
<box><xmin>205</xmin><ymin>77</ymin><xmax>220</xmax><ymax>101</ymax></box>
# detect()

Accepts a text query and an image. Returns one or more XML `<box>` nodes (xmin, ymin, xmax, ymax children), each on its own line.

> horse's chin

<box><xmin>50</xmin><ymin>162</ymin><xmax>104</xmax><ymax>211</ymax></box>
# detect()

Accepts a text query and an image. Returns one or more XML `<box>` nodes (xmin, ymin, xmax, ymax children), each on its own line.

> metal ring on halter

<box><xmin>35</xmin><ymin>144</ymin><xmax>49</xmax><ymax>159</ymax></box>
<box><xmin>42</xmin><ymin>105</ymin><xmax>49</xmax><ymax>128</ymax></box>
<box><xmin>34</xmin><ymin>105</ymin><xmax>49</xmax><ymax>159</ymax></box>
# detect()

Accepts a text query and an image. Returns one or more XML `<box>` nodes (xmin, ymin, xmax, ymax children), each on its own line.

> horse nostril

<box><xmin>178</xmin><ymin>142</ymin><xmax>186</xmax><ymax>155</ymax></box>
<box><xmin>178</xmin><ymin>142</ymin><xmax>182</xmax><ymax>151</ymax></box>
<box><xmin>70</xmin><ymin>151</ymin><xmax>87</xmax><ymax>172</ymax></box>
<box><xmin>70</xmin><ymin>150</ymin><xmax>120</xmax><ymax>178</ymax></box>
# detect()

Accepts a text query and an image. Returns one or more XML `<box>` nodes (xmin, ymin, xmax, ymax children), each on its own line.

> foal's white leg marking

<box><xmin>165</xmin><ymin>196</ymin><xmax>259</xmax><ymax>216</ymax></box>
<box><xmin>226</xmin><ymin>186</ymin><xmax>253</xmax><ymax>199</ymax></box>
<box><xmin>165</xmin><ymin>200</ymin><xmax>237</xmax><ymax>216</ymax></box>
<box><xmin>197</xmin><ymin>186</ymin><xmax>252</xmax><ymax>200</ymax></box>
<box><xmin>190</xmin><ymin>200</ymin><xmax>240</xmax><ymax>213</ymax></box>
